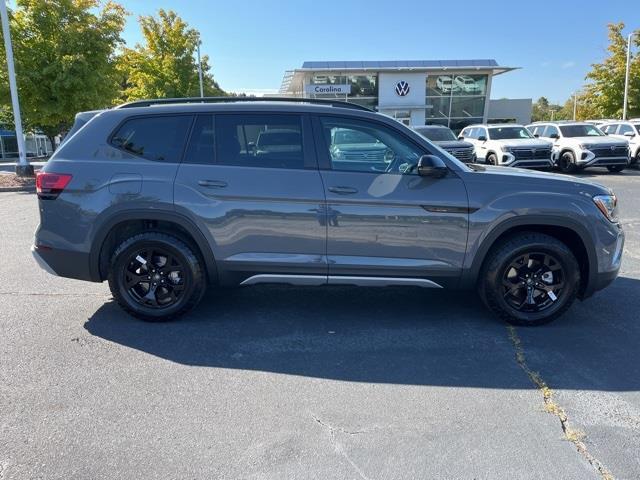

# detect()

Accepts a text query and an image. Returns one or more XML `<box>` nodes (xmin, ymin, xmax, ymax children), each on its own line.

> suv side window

<box><xmin>465</xmin><ymin>128</ymin><xmax>477</xmax><ymax>139</ymax></box>
<box><xmin>602</xmin><ymin>124</ymin><xmax>618</xmax><ymax>134</ymax></box>
<box><xmin>319</xmin><ymin>117</ymin><xmax>424</xmax><ymax>174</ymax></box>
<box><xmin>215</xmin><ymin>114</ymin><xmax>305</xmax><ymax>169</ymax></box>
<box><xmin>618</xmin><ymin>124</ymin><xmax>633</xmax><ymax>135</ymax></box>
<box><xmin>110</xmin><ymin>115</ymin><xmax>193</xmax><ymax>162</ymax></box>
<box><xmin>478</xmin><ymin>127</ymin><xmax>488</xmax><ymax>139</ymax></box>
<box><xmin>543</xmin><ymin>125</ymin><xmax>559</xmax><ymax>138</ymax></box>
<box><xmin>184</xmin><ymin>115</ymin><xmax>215</xmax><ymax>164</ymax></box>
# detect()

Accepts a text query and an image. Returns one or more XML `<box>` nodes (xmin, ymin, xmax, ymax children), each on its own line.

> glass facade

<box><xmin>426</xmin><ymin>74</ymin><xmax>488</xmax><ymax>132</ymax></box>
<box><xmin>309</xmin><ymin>73</ymin><xmax>378</xmax><ymax>108</ymax></box>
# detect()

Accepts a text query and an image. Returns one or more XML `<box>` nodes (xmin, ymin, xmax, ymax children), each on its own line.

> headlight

<box><xmin>501</xmin><ymin>146</ymin><xmax>512</xmax><ymax>153</ymax></box>
<box><xmin>579</xmin><ymin>143</ymin><xmax>593</xmax><ymax>150</ymax></box>
<box><xmin>593</xmin><ymin>194</ymin><xmax>619</xmax><ymax>223</ymax></box>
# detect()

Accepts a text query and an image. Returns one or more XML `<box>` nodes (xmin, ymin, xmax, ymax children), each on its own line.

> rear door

<box><xmin>313</xmin><ymin>115</ymin><xmax>468</xmax><ymax>286</ymax></box>
<box><xmin>174</xmin><ymin>112</ymin><xmax>327</xmax><ymax>284</ymax></box>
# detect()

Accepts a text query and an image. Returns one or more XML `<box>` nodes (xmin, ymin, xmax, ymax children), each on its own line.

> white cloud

<box><xmin>561</xmin><ymin>61</ymin><xmax>576</xmax><ymax>69</ymax></box>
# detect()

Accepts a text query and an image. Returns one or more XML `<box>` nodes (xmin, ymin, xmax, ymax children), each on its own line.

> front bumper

<box><xmin>582</xmin><ymin>226</ymin><xmax>624</xmax><ymax>299</ymax></box>
<box><xmin>577</xmin><ymin>148</ymin><xmax>629</xmax><ymax>167</ymax></box>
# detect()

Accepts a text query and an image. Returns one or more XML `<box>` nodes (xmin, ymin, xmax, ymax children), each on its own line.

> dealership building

<box><xmin>279</xmin><ymin>60</ymin><xmax>531</xmax><ymax>131</ymax></box>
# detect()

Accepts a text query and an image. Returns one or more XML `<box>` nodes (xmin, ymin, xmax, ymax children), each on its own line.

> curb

<box><xmin>0</xmin><ymin>186</ymin><xmax>35</xmax><ymax>193</ymax></box>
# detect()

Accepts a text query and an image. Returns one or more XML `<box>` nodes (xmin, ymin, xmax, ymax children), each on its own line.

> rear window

<box><xmin>111</xmin><ymin>115</ymin><xmax>193</xmax><ymax>162</ymax></box>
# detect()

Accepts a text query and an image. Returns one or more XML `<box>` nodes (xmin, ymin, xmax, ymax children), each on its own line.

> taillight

<box><xmin>36</xmin><ymin>172</ymin><xmax>72</xmax><ymax>199</ymax></box>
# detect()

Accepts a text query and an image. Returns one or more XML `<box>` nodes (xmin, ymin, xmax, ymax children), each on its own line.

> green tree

<box><xmin>0</xmin><ymin>0</ymin><xmax>126</xmax><ymax>144</ymax></box>
<box><xmin>118</xmin><ymin>9</ymin><xmax>225</xmax><ymax>101</ymax></box>
<box><xmin>582</xmin><ymin>22</ymin><xmax>640</xmax><ymax>119</ymax></box>
<box><xmin>531</xmin><ymin>96</ymin><xmax>565</xmax><ymax>121</ymax></box>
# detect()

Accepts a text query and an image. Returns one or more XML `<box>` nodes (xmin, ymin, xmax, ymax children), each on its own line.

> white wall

<box><xmin>488</xmin><ymin>98</ymin><xmax>533</xmax><ymax>124</ymax></box>
<box><xmin>378</xmin><ymin>72</ymin><xmax>427</xmax><ymax>125</ymax></box>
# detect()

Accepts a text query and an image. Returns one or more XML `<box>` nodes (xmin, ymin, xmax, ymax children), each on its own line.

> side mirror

<box><xmin>533</xmin><ymin>133</ymin><xmax>539</xmax><ymax>138</ymax></box>
<box><xmin>457</xmin><ymin>136</ymin><xmax>464</xmax><ymax>140</ymax></box>
<box><xmin>624</xmin><ymin>131</ymin><xmax>635</xmax><ymax>137</ymax></box>
<box><xmin>549</xmin><ymin>133</ymin><xmax>559</xmax><ymax>139</ymax></box>
<box><xmin>477</xmin><ymin>135</ymin><xmax>487</xmax><ymax>142</ymax></box>
<box><xmin>417</xmin><ymin>154</ymin><xmax>448</xmax><ymax>178</ymax></box>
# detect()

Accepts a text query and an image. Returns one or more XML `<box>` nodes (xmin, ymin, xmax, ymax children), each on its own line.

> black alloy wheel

<box><xmin>108</xmin><ymin>232</ymin><xmax>206</xmax><ymax>321</ymax></box>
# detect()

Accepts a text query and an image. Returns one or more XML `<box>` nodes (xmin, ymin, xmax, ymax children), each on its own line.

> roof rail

<box><xmin>115</xmin><ymin>96</ymin><xmax>373</xmax><ymax>112</ymax></box>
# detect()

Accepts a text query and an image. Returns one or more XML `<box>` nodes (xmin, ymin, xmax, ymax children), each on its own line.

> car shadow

<box><xmin>84</xmin><ymin>277</ymin><xmax>640</xmax><ymax>391</ymax></box>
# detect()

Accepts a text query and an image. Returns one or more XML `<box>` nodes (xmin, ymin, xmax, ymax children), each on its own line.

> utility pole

<box><xmin>573</xmin><ymin>93</ymin><xmax>578</xmax><ymax>121</ymax></box>
<box><xmin>623</xmin><ymin>32</ymin><xmax>636</xmax><ymax>120</ymax></box>
<box><xmin>196</xmin><ymin>39</ymin><xmax>204</xmax><ymax>98</ymax></box>
<box><xmin>0</xmin><ymin>0</ymin><xmax>32</xmax><ymax>176</ymax></box>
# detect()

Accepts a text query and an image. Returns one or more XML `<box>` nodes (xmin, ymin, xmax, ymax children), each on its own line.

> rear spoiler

<box><xmin>59</xmin><ymin>110</ymin><xmax>104</xmax><ymax>147</ymax></box>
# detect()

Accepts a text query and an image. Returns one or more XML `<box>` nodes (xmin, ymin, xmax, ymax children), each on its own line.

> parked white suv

<box><xmin>454</xmin><ymin>75</ymin><xmax>480</xmax><ymax>93</ymax></box>
<box><xmin>459</xmin><ymin>124</ymin><xmax>553</xmax><ymax>169</ymax></box>
<box><xmin>600</xmin><ymin>120</ymin><xmax>640</xmax><ymax>168</ymax></box>
<box><xmin>436</xmin><ymin>76</ymin><xmax>458</xmax><ymax>93</ymax></box>
<box><xmin>527</xmin><ymin>122</ymin><xmax>630</xmax><ymax>173</ymax></box>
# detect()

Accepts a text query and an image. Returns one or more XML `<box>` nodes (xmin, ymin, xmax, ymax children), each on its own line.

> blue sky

<box><xmin>119</xmin><ymin>0</ymin><xmax>638</xmax><ymax>103</ymax></box>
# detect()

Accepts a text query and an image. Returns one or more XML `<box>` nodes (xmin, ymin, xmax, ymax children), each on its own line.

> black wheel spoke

<box><xmin>123</xmin><ymin>246</ymin><xmax>188</xmax><ymax>310</ymax></box>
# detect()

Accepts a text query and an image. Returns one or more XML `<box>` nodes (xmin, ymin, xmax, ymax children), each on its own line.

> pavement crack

<box><xmin>312</xmin><ymin>415</ymin><xmax>373</xmax><ymax>480</ymax></box>
<box><xmin>507</xmin><ymin>325</ymin><xmax>614</xmax><ymax>480</ymax></box>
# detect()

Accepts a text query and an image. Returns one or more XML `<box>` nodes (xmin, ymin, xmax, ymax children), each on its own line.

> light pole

<box><xmin>0</xmin><ymin>0</ymin><xmax>32</xmax><ymax>176</ymax></box>
<box><xmin>623</xmin><ymin>32</ymin><xmax>637</xmax><ymax>120</ymax></box>
<box><xmin>573</xmin><ymin>93</ymin><xmax>578</xmax><ymax>121</ymax></box>
<box><xmin>196</xmin><ymin>39</ymin><xmax>204</xmax><ymax>98</ymax></box>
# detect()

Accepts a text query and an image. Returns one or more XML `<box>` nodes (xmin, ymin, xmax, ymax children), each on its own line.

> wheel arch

<box><xmin>90</xmin><ymin>210</ymin><xmax>218</xmax><ymax>284</ymax></box>
<box><xmin>462</xmin><ymin>216</ymin><xmax>597</xmax><ymax>299</ymax></box>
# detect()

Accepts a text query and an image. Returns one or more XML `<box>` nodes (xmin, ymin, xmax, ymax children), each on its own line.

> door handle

<box><xmin>198</xmin><ymin>179</ymin><xmax>228</xmax><ymax>188</ymax></box>
<box><xmin>328</xmin><ymin>186</ymin><xmax>358</xmax><ymax>195</ymax></box>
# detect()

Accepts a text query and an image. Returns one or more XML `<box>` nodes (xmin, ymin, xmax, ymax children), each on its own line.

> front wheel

<box><xmin>486</xmin><ymin>153</ymin><xmax>497</xmax><ymax>165</ymax></box>
<box><xmin>558</xmin><ymin>151</ymin><xmax>577</xmax><ymax>173</ymax></box>
<box><xmin>606</xmin><ymin>165</ymin><xmax>625</xmax><ymax>173</ymax></box>
<box><xmin>108</xmin><ymin>232</ymin><xmax>206</xmax><ymax>322</ymax></box>
<box><xmin>479</xmin><ymin>233</ymin><xmax>580</xmax><ymax>326</ymax></box>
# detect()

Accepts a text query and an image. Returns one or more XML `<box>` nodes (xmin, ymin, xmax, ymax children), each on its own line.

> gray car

<box><xmin>412</xmin><ymin>125</ymin><xmax>476</xmax><ymax>163</ymax></box>
<box><xmin>32</xmin><ymin>98</ymin><xmax>624</xmax><ymax>326</ymax></box>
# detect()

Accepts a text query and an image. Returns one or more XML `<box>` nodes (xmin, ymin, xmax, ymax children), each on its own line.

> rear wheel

<box><xmin>559</xmin><ymin>151</ymin><xmax>577</xmax><ymax>173</ymax></box>
<box><xmin>479</xmin><ymin>233</ymin><xmax>580</xmax><ymax>326</ymax></box>
<box><xmin>108</xmin><ymin>232</ymin><xmax>206</xmax><ymax>322</ymax></box>
<box><xmin>606</xmin><ymin>165</ymin><xmax>625</xmax><ymax>173</ymax></box>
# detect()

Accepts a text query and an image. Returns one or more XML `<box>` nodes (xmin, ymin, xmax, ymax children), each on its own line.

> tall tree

<box><xmin>0</xmin><ymin>0</ymin><xmax>126</xmax><ymax>142</ymax></box>
<box><xmin>531</xmin><ymin>96</ymin><xmax>565</xmax><ymax>121</ymax></box>
<box><xmin>118</xmin><ymin>9</ymin><xmax>225</xmax><ymax>101</ymax></box>
<box><xmin>582</xmin><ymin>22</ymin><xmax>640</xmax><ymax>118</ymax></box>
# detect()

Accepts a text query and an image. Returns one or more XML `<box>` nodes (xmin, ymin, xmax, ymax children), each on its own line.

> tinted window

<box><xmin>462</xmin><ymin>128</ymin><xmax>476</xmax><ymax>139</ymax></box>
<box><xmin>111</xmin><ymin>115</ymin><xmax>192</xmax><ymax>162</ymax></box>
<box><xmin>215</xmin><ymin>114</ymin><xmax>304</xmax><ymax>169</ymax></box>
<box><xmin>477</xmin><ymin>128</ymin><xmax>487</xmax><ymax>139</ymax></box>
<box><xmin>415</xmin><ymin>127</ymin><xmax>457</xmax><ymax>141</ymax></box>
<box><xmin>488</xmin><ymin>126</ymin><xmax>532</xmax><ymax>140</ymax></box>
<box><xmin>601</xmin><ymin>124</ymin><xmax>617</xmax><ymax>134</ymax></box>
<box><xmin>320</xmin><ymin>117</ymin><xmax>424</xmax><ymax>174</ymax></box>
<box><xmin>559</xmin><ymin>124</ymin><xmax>604</xmax><ymax>137</ymax></box>
<box><xmin>543</xmin><ymin>125</ymin><xmax>559</xmax><ymax>137</ymax></box>
<box><xmin>619</xmin><ymin>124</ymin><xmax>634</xmax><ymax>135</ymax></box>
<box><xmin>184</xmin><ymin>115</ymin><xmax>215</xmax><ymax>164</ymax></box>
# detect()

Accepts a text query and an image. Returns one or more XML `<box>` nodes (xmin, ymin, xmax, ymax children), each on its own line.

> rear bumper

<box><xmin>31</xmin><ymin>244</ymin><xmax>95</xmax><ymax>281</ymax></box>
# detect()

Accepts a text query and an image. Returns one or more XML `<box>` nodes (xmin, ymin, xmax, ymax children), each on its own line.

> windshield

<box><xmin>488</xmin><ymin>127</ymin><xmax>533</xmax><ymax>140</ymax></box>
<box><xmin>333</xmin><ymin>129</ymin><xmax>379</xmax><ymax>144</ymax></box>
<box><xmin>415</xmin><ymin>127</ymin><xmax>457</xmax><ymax>142</ymax></box>
<box><xmin>559</xmin><ymin>124</ymin><xmax>604</xmax><ymax>137</ymax></box>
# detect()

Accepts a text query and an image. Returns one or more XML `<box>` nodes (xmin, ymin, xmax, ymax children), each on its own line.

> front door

<box><xmin>313</xmin><ymin>115</ymin><xmax>469</xmax><ymax>286</ymax></box>
<box><xmin>174</xmin><ymin>113</ymin><xmax>327</xmax><ymax>284</ymax></box>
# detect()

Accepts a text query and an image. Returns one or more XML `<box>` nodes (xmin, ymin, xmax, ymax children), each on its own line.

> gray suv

<box><xmin>33</xmin><ymin>98</ymin><xmax>624</xmax><ymax>326</ymax></box>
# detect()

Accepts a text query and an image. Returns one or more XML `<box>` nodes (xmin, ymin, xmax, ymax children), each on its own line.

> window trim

<box><xmin>311</xmin><ymin>114</ymin><xmax>431</xmax><ymax>174</ymax></box>
<box><xmin>108</xmin><ymin>113</ymin><xmax>195</xmax><ymax>163</ymax></box>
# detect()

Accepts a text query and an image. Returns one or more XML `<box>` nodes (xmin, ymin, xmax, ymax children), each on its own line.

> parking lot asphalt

<box><xmin>1</xmin><ymin>168</ymin><xmax>639</xmax><ymax>480</ymax></box>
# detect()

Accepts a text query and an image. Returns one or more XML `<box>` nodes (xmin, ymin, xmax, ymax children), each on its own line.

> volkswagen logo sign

<box><xmin>532</xmin><ymin>148</ymin><xmax>536</xmax><ymax>154</ymax></box>
<box><xmin>395</xmin><ymin>81</ymin><xmax>410</xmax><ymax>96</ymax></box>
<box><xmin>610</xmin><ymin>145</ymin><xmax>616</xmax><ymax>151</ymax></box>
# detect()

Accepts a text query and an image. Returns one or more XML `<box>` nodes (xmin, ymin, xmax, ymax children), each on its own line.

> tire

<box><xmin>479</xmin><ymin>233</ymin><xmax>580</xmax><ymax>326</ymax></box>
<box><xmin>486</xmin><ymin>153</ymin><xmax>497</xmax><ymax>165</ymax></box>
<box><xmin>558</xmin><ymin>151</ymin><xmax>577</xmax><ymax>173</ymax></box>
<box><xmin>606</xmin><ymin>165</ymin><xmax>625</xmax><ymax>173</ymax></box>
<box><xmin>108</xmin><ymin>232</ymin><xmax>206</xmax><ymax>322</ymax></box>
<box><xmin>634</xmin><ymin>151</ymin><xmax>640</xmax><ymax>168</ymax></box>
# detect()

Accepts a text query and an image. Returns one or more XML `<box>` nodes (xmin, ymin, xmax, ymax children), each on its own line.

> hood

<box><xmin>467</xmin><ymin>164</ymin><xmax>610</xmax><ymax>195</ymax></box>
<box><xmin>435</xmin><ymin>140</ymin><xmax>474</xmax><ymax>149</ymax></box>
<box><xmin>493</xmin><ymin>138</ymin><xmax>552</xmax><ymax>148</ymax></box>
<box><xmin>564</xmin><ymin>136</ymin><xmax>628</xmax><ymax>146</ymax></box>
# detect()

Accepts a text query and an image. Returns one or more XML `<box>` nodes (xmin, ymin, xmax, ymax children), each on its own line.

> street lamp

<box><xmin>0</xmin><ymin>0</ymin><xmax>32</xmax><ymax>177</ymax></box>
<box><xmin>196</xmin><ymin>39</ymin><xmax>204</xmax><ymax>98</ymax></box>
<box><xmin>573</xmin><ymin>93</ymin><xmax>578</xmax><ymax>121</ymax></box>
<box><xmin>623</xmin><ymin>32</ymin><xmax>637</xmax><ymax>120</ymax></box>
